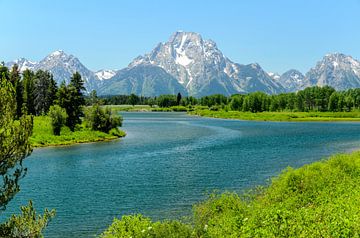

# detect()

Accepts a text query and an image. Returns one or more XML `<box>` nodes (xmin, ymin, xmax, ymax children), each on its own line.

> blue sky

<box><xmin>1</xmin><ymin>0</ymin><xmax>360</xmax><ymax>73</ymax></box>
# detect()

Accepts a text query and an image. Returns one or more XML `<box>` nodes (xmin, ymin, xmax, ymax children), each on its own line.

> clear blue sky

<box><xmin>1</xmin><ymin>0</ymin><xmax>360</xmax><ymax>74</ymax></box>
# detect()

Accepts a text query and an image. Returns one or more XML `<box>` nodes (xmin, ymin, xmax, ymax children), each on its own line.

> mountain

<box><xmin>303</xmin><ymin>53</ymin><xmax>360</xmax><ymax>90</ymax></box>
<box><xmin>268</xmin><ymin>72</ymin><xmax>280</xmax><ymax>80</ymax></box>
<box><xmin>124</xmin><ymin>31</ymin><xmax>284</xmax><ymax>97</ymax></box>
<box><xmin>6</xmin><ymin>50</ymin><xmax>105</xmax><ymax>92</ymax></box>
<box><xmin>33</xmin><ymin>50</ymin><xmax>100</xmax><ymax>91</ymax></box>
<box><xmin>95</xmin><ymin>69</ymin><xmax>117</xmax><ymax>80</ymax></box>
<box><xmin>5</xmin><ymin>58</ymin><xmax>37</xmax><ymax>72</ymax></box>
<box><xmin>278</xmin><ymin>69</ymin><xmax>305</xmax><ymax>92</ymax></box>
<box><xmin>5</xmin><ymin>38</ymin><xmax>360</xmax><ymax>96</ymax></box>
<box><xmin>98</xmin><ymin>64</ymin><xmax>187</xmax><ymax>96</ymax></box>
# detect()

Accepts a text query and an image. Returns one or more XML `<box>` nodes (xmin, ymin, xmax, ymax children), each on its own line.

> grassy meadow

<box><xmin>30</xmin><ymin>116</ymin><xmax>126</xmax><ymax>147</ymax></box>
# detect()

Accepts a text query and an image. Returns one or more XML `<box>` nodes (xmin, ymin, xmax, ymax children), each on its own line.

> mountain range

<box><xmin>5</xmin><ymin>31</ymin><xmax>360</xmax><ymax>96</ymax></box>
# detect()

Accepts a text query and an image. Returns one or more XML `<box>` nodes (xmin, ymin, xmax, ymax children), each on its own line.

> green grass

<box><xmin>30</xmin><ymin>116</ymin><xmax>126</xmax><ymax>147</ymax></box>
<box><xmin>104</xmin><ymin>105</ymin><xmax>190</xmax><ymax>112</ymax></box>
<box><xmin>189</xmin><ymin>109</ymin><xmax>360</xmax><ymax>122</ymax></box>
<box><xmin>101</xmin><ymin>150</ymin><xmax>360</xmax><ymax>237</ymax></box>
<box><xmin>104</xmin><ymin>105</ymin><xmax>153</xmax><ymax>112</ymax></box>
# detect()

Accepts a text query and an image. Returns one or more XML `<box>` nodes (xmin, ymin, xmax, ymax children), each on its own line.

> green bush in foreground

<box><xmin>0</xmin><ymin>201</ymin><xmax>55</xmax><ymax>238</ymax></box>
<box><xmin>101</xmin><ymin>151</ymin><xmax>360</xmax><ymax>237</ymax></box>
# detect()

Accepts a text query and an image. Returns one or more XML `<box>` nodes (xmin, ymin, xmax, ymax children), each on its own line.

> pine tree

<box><xmin>57</xmin><ymin>72</ymin><xmax>85</xmax><ymax>131</ymax></box>
<box><xmin>9</xmin><ymin>65</ymin><xmax>23</xmax><ymax>118</ymax></box>
<box><xmin>22</xmin><ymin>69</ymin><xmax>36</xmax><ymax>115</ymax></box>
<box><xmin>34</xmin><ymin>70</ymin><xmax>57</xmax><ymax>115</ymax></box>
<box><xmin>177</xmin><ymin>92</ymin><xmax>182</xmax><ymax>106</ymax></box>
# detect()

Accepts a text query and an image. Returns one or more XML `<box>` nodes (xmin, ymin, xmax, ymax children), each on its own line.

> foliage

<box><xmin>189</xmin><ymin>109</ymin><xmax>360</xmax><ymax>121</ymax></box>
<box><xmin>128</xmin><ymin>94</ymin><xmax>140</xmax><ymax>106</ymax></box>
<box><xmin>86</xmin><ymin>90</ymin><xmax>101</xmax><ymax>106</ymax></box>
<box><xmin>100</xmin><ymin>214</ymin><xmax>193</xmax><ymax>238</ymax></box>
<box><xmin>56</xmin><ymin>72</ymin><xmax>85</xmax><ymax>131</ymax></box>
<box><xmin>157</xmin><ymin>95</ymin><xmax>178</xmax><ymax>107</ymax></box>
<box><xmin>9</xmin><ymin>64</ymin><xmax>24</xmax><ymax>118</ymax></box>
<box><xmin>177</xmin><ymin>92</ymin><xmax>182</xmax><ymax>105</ymax></box>
<box><xmin>0</xmin><ymin>201</ymin><xmax>55</xmax><ymax>238</ymax></box>
<box><xmin>0</xmin><ymin>71</ymin><xmax>53</xmax><ymax>237</ymax></box>
<box><xmin>200</xmin><ymin>94</ymin><xmax>228</xmax><ymax>107</ymax></box>
<box><xmin>85</xmin><ymin>105</ymin><xmax>123</xmax><ymax>133</ymax></box>
<box><xmin>33</xmin><ymin>70</ymin><xmax>57</xmax><ymax>116</ymax></box>
<box><xmin>22</xmin><ymin>69</ymin><xmax>36</xmax><ymax>115</ymax></box>
<box><xmin>0</xmin><ymin>73</ymin><xmax>33</xmax><ymax>211</ymax></box>
<box><xmin>102</xmin><ymin>150</ymin><xmax>360</xmax><ymax>237</ymax></box>
<box><xmin>30</xmin><ymin>116</ymin><xmax>125</xmax><ymax>147</ymax></box>
<box><xmin>100</xmin><ymin>86</ymin><xmax>360</xmax><ymax>114</ymax></box>
<box><xmin>48</xmin><ymin>105</ymin><xmax>68</xmax><ymax>136</ymax></box>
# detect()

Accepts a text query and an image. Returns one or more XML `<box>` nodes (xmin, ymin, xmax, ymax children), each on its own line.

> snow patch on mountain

<box><xmin>95</xmin><ymin>69</ymin><xmax>117</xmax><ymax>80</ymax></box>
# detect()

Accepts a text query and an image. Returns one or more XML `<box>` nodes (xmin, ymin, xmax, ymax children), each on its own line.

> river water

<box><xmin>3</xmin><ymin>112</ymin><xmax>360</xmax><ymax>237</ymax></box>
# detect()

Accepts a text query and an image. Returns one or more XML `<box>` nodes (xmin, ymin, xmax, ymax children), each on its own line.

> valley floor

<box><xmin>30</xmin><ymin>116</ymin><xmax>126</xmax><ymax>147</ymax></box>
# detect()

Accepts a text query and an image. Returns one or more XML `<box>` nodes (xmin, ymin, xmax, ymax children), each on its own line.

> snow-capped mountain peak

<box><xmin>303</xmin><ymin>53</ymin><xmax>360</xmax><ymax>90</ymax></box>
<box><xmin>127</xmin><ymin>31</ymin><xmax>284</xmax><ymax>96</ymax></box>
<box><xmin>50</xmin><ymin>50</ymin><xmax>65</xmax><ymax>57</ymax></box>
<box><xmin>268</xmin><ymin>72</ymin><xmax>280</xmax><ymax>80</ymax></box>
<box><xmin>95</xmin><ymin>69</ymin><xmax>117</xmax><ymax>80</ymax></box>
<box><xmin>6</xmin><ymin>58</ymin><xmax>37</xmax><ymax>72</ymax></box>
<box><xmin>278</xmin><ymin>69</ymin><xmax>305</xmax><ymax>92</ymax></box>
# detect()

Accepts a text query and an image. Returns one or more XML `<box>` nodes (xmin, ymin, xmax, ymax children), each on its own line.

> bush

<box><xmin>170</xmin><ymin>106</ymin><xmax>188</xmax><ymax>112</ymax></box>
<box><xmin>48</xmin><ymin>105</ymin><xmax>67</xmax><ymax>136</ymax></box>
<box><xmin>85</xmin><ymin>105</ymin><xmax>123</xmax><ymax>133</ymax></box>
<box><xmin>109</xmin><ymin>128</ymin><xmax>126</xmax><ymax>137</ymax></box>
<box><xmin>100</xmin><ymin>215</ymin><xmax>193</xmax><ymax>238</ymax></box>
<box><xmin>0</xmin><ymin>201</ymin><xmax>55</xmax><ymax>238</ymax></box>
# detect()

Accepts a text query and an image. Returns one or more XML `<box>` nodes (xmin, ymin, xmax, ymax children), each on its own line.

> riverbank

<box><xmin>103</xmin><ymin>105</ymin><xmax>360</xmax><ymax>122</ymax></box>
<box><xmin>189</xmin><ymin>109</ymin><xmax>360</xmax><ymax>122</ymax></box>
<box><xmin>105</xmin><ymin>105</ymin><xmax>189</xmax><ymax>112</ymax></box>
<box><xmin>102</xmin><ymin>149</ymin><xmax>360</xmax><ymax>237</ymax></box>
<box><xmin>30</xmin><ymin>116</ymin><xmax>126</xmax><ymax>147</ymax></box>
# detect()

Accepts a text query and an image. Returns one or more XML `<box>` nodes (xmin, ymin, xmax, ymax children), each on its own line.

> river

<box><xmin>3</xmin><ymin>112</ymin><xmax>360</xmax><ymax>237</ymax></box>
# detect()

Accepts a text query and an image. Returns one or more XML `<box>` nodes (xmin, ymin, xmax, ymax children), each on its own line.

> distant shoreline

<box><xmin>188</xmin><ymin>110</ymin><xmax>360</xmax><ymax>122</ymax></box>
<box><xmin>106</xmin><ymin>105</ymin><xmax>360</xmax><ymax>122</ymax></box>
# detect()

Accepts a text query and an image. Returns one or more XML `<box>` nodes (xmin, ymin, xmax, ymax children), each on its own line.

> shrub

<box><xmin>85</xmin><ymin>105</ymin><xmax>123</xmax><ymax>133</ymax></box>
<box><xmin>48</xmin><ymin>105</ymin><xmax>68</xmax><ymax>135</ymax></box>
<box><xmin>100</xmin><ymin>215</ymin><xmax>193</xmax><ymax>238</ymax></box>
<box><xmin>0</xmin><ymin>201</ymin><xmax>55</xmax><ymax>238</ymax></box>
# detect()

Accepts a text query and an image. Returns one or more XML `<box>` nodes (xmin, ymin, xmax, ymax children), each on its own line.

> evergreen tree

<box><xmin>34</xmin><ymin>70</ymin><xmax>57</xmax><ymax>115</ymax></box>
<box><xmin>128</xmin><ymin>94</ymin><xmax>139</xmax><ymax>106</ymax></box>
<box><xmin>176</xmin><ymin>92</ymin><xmax>182</xmax><ymax>106</ymax></box>
<box><xmin>57</xmin><ymin>73</ymin><xmax>85</xmax><ymax>131</ymax></box>
<box><xmin>87</xmin><ymin>90</ymin><xmax>99</xmax><ymax>105</ymax></box>
<box><xmin>22</xmin><ymin>69</ymin><xmax>36</xmax><ymax>115</ymax></box>
<box><xmin>9</xmin><ymin>65</ymin><xmax>23</xmax><ymax>118</ymax></box>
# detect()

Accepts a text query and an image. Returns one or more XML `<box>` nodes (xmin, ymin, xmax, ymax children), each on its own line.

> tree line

<box><xmin>99</xmin><ymin>86</ymin><xmax>360</xmax><ymax>113</ymax></box>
